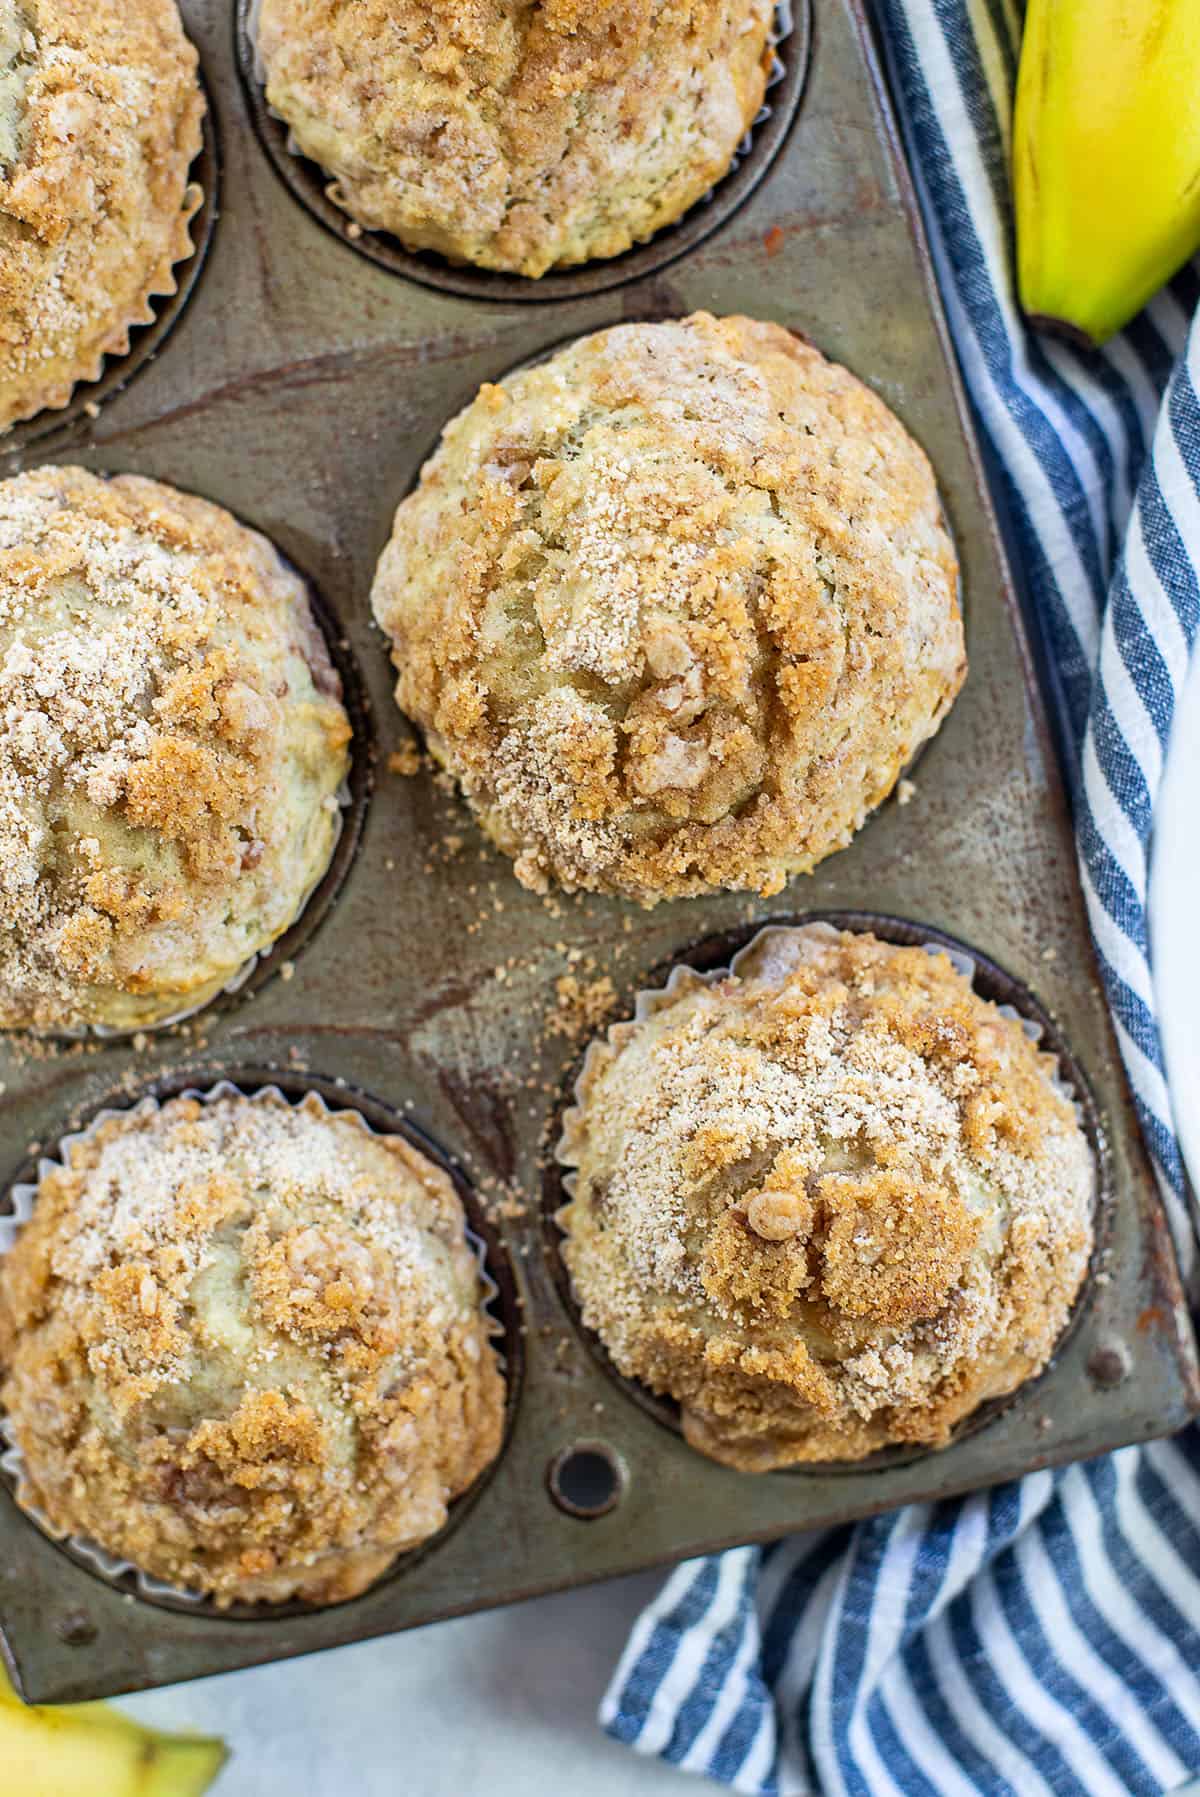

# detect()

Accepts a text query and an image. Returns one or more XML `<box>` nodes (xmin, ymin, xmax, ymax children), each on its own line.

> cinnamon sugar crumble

<box><xmin>0</xmin><ymin>466</ymin><xmax>351</xmax><ymax>1031</ymax></box>
<box><xmin>0</xmin><ymin>1090</ymin><xmax>504</xmax><ymax>1605</ymax></box>
<box><xmin>386</xmin><ymin>741</ymin><xmax>423</xmax><ymax>777</ymax></box>
<box><xmin>545</xmin><ymin>972</ymin><xmax>617</xmax><ymax>1042</ymax></box>
<box><xmin>0</xmin><ymin>0</ymin><xmax>205</xmax><ymax>433</ymax></box>
<box><xmin>257</xmin><ymin>0</ymin><xmax>775</xmax><ymax>278</ymax></box>
<box><xmin>558</xmin><ymin>926</ymin><xmax>1094</xmax><ymax>1470</ymax></box>
<box><xmin>372</xmin><ymin>314</ymin><xmax>965</xmax><ymax>904</ymax></box>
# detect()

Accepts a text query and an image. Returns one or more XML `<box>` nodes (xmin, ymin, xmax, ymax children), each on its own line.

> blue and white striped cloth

<box><xmin>603</xmin><ymin>3</ymin><xmax>1200</xmax><ymax>1791</ymax></box>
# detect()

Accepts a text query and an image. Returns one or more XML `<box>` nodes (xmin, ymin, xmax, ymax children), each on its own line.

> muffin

<box><xmin>0</xmin><ymin>1089</ymin><xmax>505</xmax><ymax>1605</ymax></box>
<box><xmin>0</xmin><ymin>465</ymin><xmax>352</xmax><ymax>1032</ymax></box>
<box><xmin>372</xmin><ymin>314</ymin><xmax>965</xmax><ymax>903</ymax></box>
<box><xmin>253</xmin><ymin>0</ymin><xmax>775</xmax><ymax>277</ymax></box>
<box><xmin>557</xmin><ymin>925</ymin><xmax>1094</xmax><ymax>1469</ymax></box>
<box><xmin>0</xmin><ymin>0</ymin><xmax>205</xmax><ymax>434</ymax></box>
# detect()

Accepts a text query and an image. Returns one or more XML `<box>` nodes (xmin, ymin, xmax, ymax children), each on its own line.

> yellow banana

<box><xmin>0</xmin><ymin>1660</ymin><xmax>227</xmax><ymax>1796</ymax></box>
<box><xmin>1014</xmin><ymin>0</ymin><xmax>1200</xmax><ymax>345</ymax></box>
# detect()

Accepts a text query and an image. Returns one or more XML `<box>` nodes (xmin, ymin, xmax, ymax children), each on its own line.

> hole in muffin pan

<box><xmin>1</xmin><ymin>78</ymin><xmax>220</xmax><ymax>463</ymax></box>
<box><xmin>0</xmin><ymin>1067</ymin><xmax>525</xmax><ymax>1620</ymax></box>
<box><xmin>233</xmin><ymin>0</ymin><xmax>811</xmax><ymax>303</ymax></box>
<box><xmin>53</xmin><ymin>1610</ymin><xmax>98</xmax><ymax>1648</ymax></box>
<box><xmin>545</xmin><ymin>1441</ymin><xmax>626</xmax><ymax>1520</ymax></box>
<box><xmin>541</xmin><ymin>910</ymin><xmax>1114</xmax><ymax>1478</ymax></box>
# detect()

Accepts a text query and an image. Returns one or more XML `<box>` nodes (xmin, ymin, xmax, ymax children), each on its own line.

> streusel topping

<box><xmin>0</xmin><ymin>0</ymin><xmax>204</xmax><ymax>431</ymax></box>
<box><xmin>558</xmin><ymin>926</ymin><xmax>1094</xmax><ymax>1468</ymax></box>
<box><xmin>0</xmin><ymin>466</ymin><xmax>351</xmax><ymax>1031</ymax></box>
<box><xmin>372</xmin><ymin>314</ymin><xmax>965</xmax><ymax>903</ymax></box>
<box><xmin>256</xmin><ymin>0</ymin><xmax>775</xmax><ymax>277</ymax></box>
<box><xmin>0</xmin><ymin>1091</ymin><xmax>505</xmax><ymax>1605</ymax></box>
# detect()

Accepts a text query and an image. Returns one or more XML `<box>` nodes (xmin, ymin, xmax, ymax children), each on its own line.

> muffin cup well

<box><xmin>549</xmin><ymin>915</ymin><xmax>1108</xmax><ymax>1473</ymax></box>
<box><xmin>236</xmin><ymin>0</ymin><xmax>810</xmax><ymax>301</ymax></box>
<box><xmin>0</xmin><ymin>1077</ymin><xmax>512</xmax><ymax>1614</ymax></box>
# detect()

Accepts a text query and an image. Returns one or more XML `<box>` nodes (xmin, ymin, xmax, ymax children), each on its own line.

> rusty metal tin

<box><xmin>0</xmin><ymin>0</ymin><xmax>1195</xmax><ymax>1706</ymax></box>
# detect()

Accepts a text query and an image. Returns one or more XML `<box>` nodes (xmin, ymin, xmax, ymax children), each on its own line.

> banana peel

<box><xmin>1014</xmin><ymin>0</ymin><xmax>1200</xmax><ymax>345</ymax></box>
<box><xmin>0</xmin><ymin>1658</ymin><xmax>226</xmax><ymax>1796</ymax></box>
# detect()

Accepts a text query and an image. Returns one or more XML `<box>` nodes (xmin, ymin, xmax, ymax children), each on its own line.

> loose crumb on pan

<box><xmin>386</xmin><ymin>742</ymin><xmax>423</xmax><ymax>777</ymax></box>
<box><xmin>558</xmin><ymin>927</ymin><xmax>1094</xmax><ymax>1469</ymax></box>
<box><xmin>545</xmin><ymin>972</ymin><xmax>618</xmax><ymax>1042</ymax></box>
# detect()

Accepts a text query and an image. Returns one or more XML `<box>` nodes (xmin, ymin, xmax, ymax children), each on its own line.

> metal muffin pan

<box><xmin>1</xmin><ymin>0</ymin><xmax>1195</xmax><ymax>1705</ymax></box>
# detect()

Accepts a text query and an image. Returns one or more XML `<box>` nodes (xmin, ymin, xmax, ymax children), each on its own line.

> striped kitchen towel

<box><xmin>603</xmin><ymin>2</ymin><xmax>1200</xmax><ymax>1793</ymax></box>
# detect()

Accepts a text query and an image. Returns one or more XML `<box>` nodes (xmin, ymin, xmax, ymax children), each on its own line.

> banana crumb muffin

<box><xmin>0</xmin><ymin>466</ymin><xmax>352</xmax><ymax>1032</ymax></box>
<box><xmin>0</xmin><ymin>1090</ymin><xmax>505</xmax><ymax>1605</ymax></box>
<box><xmin>254</xmin><ymin>0</ymin><xmax>775</xmax><ymax>277</ymax></box>
<box><xmin>372</xmin><ymin>314</ymin><xmax>965</xmax><ymax>903</ymax></box>
<box><xmin>558</xmin><ymin>926</ymin><xmax>1093</xmax><ymax>1469</ymax></box>
<box><xmin>0</xmin><ymin>0</ymin><xmax>204</xmax><ymax>434</ymax></box>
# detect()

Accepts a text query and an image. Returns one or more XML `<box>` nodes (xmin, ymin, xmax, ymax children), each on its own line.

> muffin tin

<box><xmin>1</xmin><ymin>0</ymin><xmax>1196</xmax><ymax>1705</ymax></box>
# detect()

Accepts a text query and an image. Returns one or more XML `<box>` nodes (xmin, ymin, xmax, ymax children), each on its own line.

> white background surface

<box><xmin>110</xmin><ymin>670</ymin><xmax>1200</xmax><ymax>1796</ymax></box>
<box><xmin>119</xmin><ymin>1573</ymin><xmax>691</xmax><ymax>1796</ymax></box>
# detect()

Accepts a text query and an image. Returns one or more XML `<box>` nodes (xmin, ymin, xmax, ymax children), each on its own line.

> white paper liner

<box><xmin>246</xmin><ymin>0</ymin><xmax>796</xmax><ymax>249</ymax></box>
<box><xmin>555</xmin><ymin>920</ymin><xmax>1088</xmax><ymax>1198</ymax></box>
<box><xmin>0</xmin><ymin>1079</ymin><xmax>502</xmax><ymax>1609</ymax></box>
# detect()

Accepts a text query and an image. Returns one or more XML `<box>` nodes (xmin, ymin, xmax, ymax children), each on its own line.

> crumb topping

<box><xmin>545</xmin><ymin>971</ymin><xmax>617</xmax><ymax>1041</ymax></box>
<box><xmin>256</xmin><ymin>0</ymin><xmax>775</xmax><ymax>277</ymax></box>
<box><xmin>0</xmin><ymin>1091</ymin><xmax>505</xmax><ymax>1605</ymax></box>
<box><xmin>559</xmin><ymin>927</ymin><xmax>1094</xmax><ymax>1468</ymax></box>
<box><xmin>0</xmin><ymin>0</ymin><xmax>204</xmax><ymax>432</ymax></box>
<box><xmin>372</xmin><ymin>314</ymin><xmax>965</xmax><ymax>904</ymax></box>
<box><xmin>0</xmin><ymin>466</ymin><xmax>352</xmax><ymax>1031</ymax></box>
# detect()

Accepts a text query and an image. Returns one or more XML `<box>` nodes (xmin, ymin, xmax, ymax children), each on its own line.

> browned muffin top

<box><xmin>0</xmin><ymin>1091</ymin><xmax>505</xmax><ymax>1604</ymax></box>
<box><xmin>256</xmin><ymin>0</ymin><xmax>775</xmax><ymax>275</ymax></box>
<box><xmin>559</xmin><ymin>926</ymin><xmax>1094</xmax><ymax>1468</ymax></box>
<box><xmin>0</xmin><ymin>0</ymin><xmax>204</xmax><ymax>431</ymax></box>
<box><xmin>373</xmin><ymin>314</ymin><xmax>965</xmax><ymax>903</ymax></box>
<box><xmin>0</xmin><ymin>466</ymin><xmax>351</xmax><ymax>1031</ymax></box>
